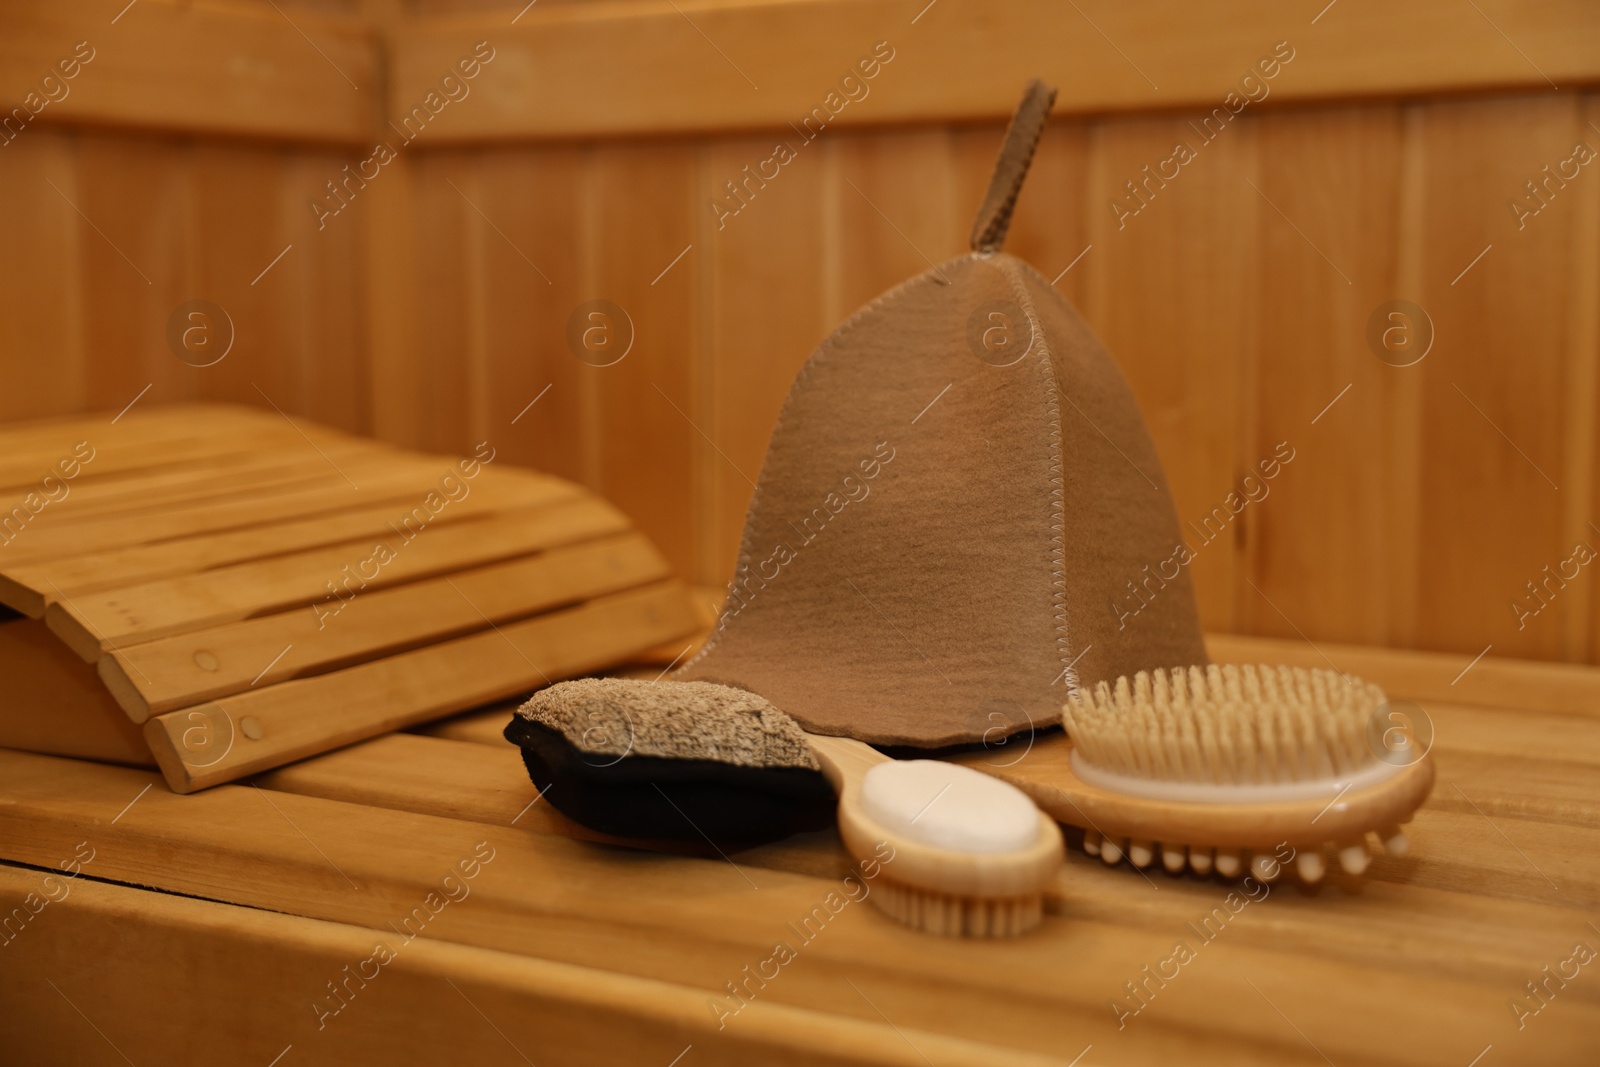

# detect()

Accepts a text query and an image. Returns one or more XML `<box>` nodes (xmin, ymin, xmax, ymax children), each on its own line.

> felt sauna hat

<box><xmin>676</xmin><ymin>79</ymin><xmax>1207</xmax><ymax>748</ymax></box>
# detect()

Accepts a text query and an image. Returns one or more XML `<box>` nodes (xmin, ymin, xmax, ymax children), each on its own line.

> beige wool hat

<box><xmin>506</xmin><ymin>82</ymin><xmax>1208</xmax><ymax>843</ymax></box>
<box><xmin>677</xmin><ymin>80</ymin><xmax>1207</xmax><ymax>748</ymax></box>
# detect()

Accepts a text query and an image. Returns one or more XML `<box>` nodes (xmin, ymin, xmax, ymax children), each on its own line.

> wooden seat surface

<box><xmin>1</xmin><ymin>632</ymin><xmax>1596</xmax><ymax>1066</ymax></box>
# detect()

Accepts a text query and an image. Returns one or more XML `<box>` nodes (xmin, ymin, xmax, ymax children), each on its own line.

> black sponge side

<box><xmin>503</xmin><ymin>716</ymin><xmax>834</xmax><ymax>843</ymax></box>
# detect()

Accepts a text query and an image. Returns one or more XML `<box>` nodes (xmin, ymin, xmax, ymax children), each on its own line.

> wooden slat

<box><xmin>142</xmin><ymin>580</ymin><xmax>699</xmax><ymax>790</ymax></box>
<box><xmin>1206</xmin><ymin>631</ymin><xmax>1600</xmax><ymax>716</ymax></box>
<box><xmin>3</xmin><ymin>747</ymin><xmax>1598</xmax><ymax>1065</ymax></box>
<box><xmin>256</xmin><ymin>731</ymin><xmax>567</xmax><ymax>834</ymax></box>
<box><xmin>259</xmin><ymin>726</ymin><xmax>1600</xmax><ymax>1008</ymax></box>
<box><xmin>0</xmin><ymin>428</ymin><xmax>363</xmax><ymax>500</ymax></box>
<box><xmin>1429</xmin><ymin>702</ymin><xmax>1600</xmax><ymax>766</ymax></box>
<box><xmin>420</xmin><ymin>674</ymin><xmax>1600</xmax><ymax>909</ymax></box>
<box><xmin>393</xmin><ymin>0</ymin><xmax>1600</xmax><ymax>142</ymax></box>
<box><xmin>10</xmin><ymin>447</ymin><xmax>441</xmax><ymax>553</ymax></box>
<box><xmin>102</xmin><ymin>530</ymin><xmax>671</xmax><ymax>718</ymax></box>
<box><xmin>47</xmin><ymin>495</ymin><xmax>635</xmax><ymax>657</ymax></box>
<box><xmin>0</xmin><ymin>404</ymin><xmax>310</xmax><ymax>486</ymax></box>
<box><xmin>600</xmin><ymin>604</ymin><xmax>1600</xmax><ymax>722</ymax></box>
<box><xmin>833</xmin><ymin>128</ymin><xmax>961</xmax><ymax>327</ymax></box>
<box><xmin>1413</xmin><ymin>96</ymin><xmax>1584</xmax><ymax>662</ymax></box>
<box><xmin>472</xmin><ymin>147</ymin><xmax>595</xmax><ymax>489</ymax></box>
<box><xmin>591</xmin><ymin>141</ymin><xmax>701</xmax><ymax>583</ymax></box>
<box><xmin>0</xmin><ymin>864</ymin><xmax>1020</xmax><ymax>1067</ymax></box>
<box><xmin>401</xmin><ymin>153</ymin><xmax>476</xmax><ymax>454</ymax></box>
<box><xmin>7</xmin><ymin>91</ymin><xmax>1600</xmax><ymax>675</ymax></box>
<box><xmin>1083</xmin><ymin>113</ymin><xmax>1257</xmax><ymax>633</ymax></box>
<box><xmin>192</xmin><ymin>143</ymin><xmax>300</xmax><ymax>409</ymax></box>
<box><xmin>73</xmin><ymin>134</ymin><xmax>197</xmax><ymax>410</ymax></box>
<box><xmin>0</xmin><ymin>440</ymin><xmax>388</xmax><ymax>527</ymax></box>
<box><xmin>254</xmin><ymin>731</ymin><xmax>744</xmax><ymax>859</ymax></box>
<box><xmin>1575</xmin><ymin>96</ymin><xmax>1600</xmax><ymax>665</ymax></box>
<box><xmin>282</xmin><ymin>152</ymin><xmax>375</xmax><ymax>432</ymax></box>
<box><xmin>705</xmin><ymin>135</ymin><xmax>828</xmax><ymax>581</ymax></box>
<box><xmin>0</xmin><ymin>468</ymin><xmax>575</xmax><ymax>616</ymax></box>
<box><xmin>416</xmin><ymin>702</ymin><xmax>520</xmax><ymax>746</ymax></box>
<box><xmin>0</xmin><ymin>401</ymin><xmax>282</xmax><ymax>454</ymax></box>
<box><xmin>0</xmin><ymin>130</ymin><xmax>84</xmax><ymax>422</ymax></box>
<box><xmin>1245</xmin><ymin>106</ymin><xmax>1402</xmax><ymax>647</ymax></box>
<box><xmin>4</xmin><ymin>0</ymin><xmax>375</xmax><ymax>143</ymax></box>
<box><xmin>0</xmin><ymin>461</ymin><xmax>466</xmax><ymax>567</ymax></box>
<box><xmin>1430</xmin><ymin>749</ymin><xmax>1600</xmax><ymax>827</ymax></box>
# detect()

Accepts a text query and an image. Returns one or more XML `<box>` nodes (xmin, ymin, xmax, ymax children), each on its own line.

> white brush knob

<box><xmin>1188</xmin><ymin>847</ymin><xmax>1214</xmax><ymax>875</ymax></box>
<box><xmin>1296</xmin><ymin>850</ymin><xmax>1325</xmax><ymax>884</ymax></box>
<box><xmin>1127</xmin><ymin>839</ymin><xmax>1155</xmax><ymax>868</ymax></box>
<box><xmin>1083</xmin><ymin>830</ymin><xmax>1102</xmax><ymax>857</ymax></box>
<box><xmin>1214</xmin><ymin>849</ymin><xmax>1241</xmax><ymax>878</ymax></box>
<box><xmin>1337</xmin><ymin>840</ymin><xmax>1370</xmax><ymax>875</ymax></box>
<box><xmin>1250</xmin><ymin>852</ymin><xmax>1281</xmax><ymax>883</ymax></box>
<box><xmin>859</xmin><ymin>760</ymin><xmax>1039</xmax><ymax>854</ymax></box>
<box><xmin>1161</xmin><ymin>844</ymin><xmax>1186</xmax><ymax>873</ymax></box>
<box><xmin>1381</xmin><ymin>826</ymin><xmax>1408</xmax><ymax>855</ymax></box>
<box><xmin>1101</xmin><ymin>838</ymin><xmax>1124</xmax><ymax>865</ymax></box>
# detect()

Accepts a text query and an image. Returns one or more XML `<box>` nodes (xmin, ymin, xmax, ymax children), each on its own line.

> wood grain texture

<box><xmin>589</xmin><ymin>142</ymin><xmax>701</xmax><ymax>582</ymax></box>
<box><xmin>142</xmin><ymin>579</ymin><xmax>699</xmax><ymax>790</ymax></box>
<box><xmin>3</xmin><ymin>636</ymin><xmax>1600</xmax><ymax>1065</ymax></box>
<box><xmin>105</xmin><ymin>530</ymin><xmax>669</xmax><ymax>716</ymax></box>
<box><xmin>3</xmin><ymin>0</ymin><xmax>376</xmax><ymax>142</ymax></box>
<box><xmin>3</xmin><ymin>12</ymin><xmax>1600</xmax><ymax>669</ymax></box>
<box><xmin>704</xmin><ymin>134</ymin><xmax>829</xmax><ymax>577</ymax></box>
<box><xmin>1245</xmin><ymin>107</ymin><xmax>1402</xmax><ymax>647</ymax></box>
<box><xmin>470</xmin><ymin>146</ymin><xmax>593</xmax><ymax>486</ymax></box>
<box><xmin>49</xmin><ymin>497</ymin><xmax>627</xmax><ymax>653</ymax></box>
<box><xmin>0</xmin><ymin>468</ymin><xmax>569</xmax><ymax>611</ymax></box>
<box><xmin>1412</xmin><ymin>96</ymin><xmax>1585</xmax><ymax>664</ymax></box>
<box><xmin>1084</xmin><ymin>113</ymin><xmax>1259</xmax><ymax>633</ymax></box>
<box><xmin>392</xmin><ymin>0</ymin><xmax>1600</xmax><ymax>141</ymax></box>
<box><xmin>1</xmin><ymin>864</ymin><xmax>1040</xmax><ymax>1067</ymax></box>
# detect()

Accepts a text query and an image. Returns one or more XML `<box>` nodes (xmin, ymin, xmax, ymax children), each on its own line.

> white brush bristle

<box><xmin>1062</xmin><ymin>664</ymin><xmax>1386</xmax><ymax>786</ymax></box>
<box><xmin>871</xmin><ymin>878</ymin><xmax>1044</xmax><ymax>937</ymax></box>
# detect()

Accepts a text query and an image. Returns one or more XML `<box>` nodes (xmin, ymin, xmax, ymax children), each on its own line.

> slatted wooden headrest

<box><xmin>0</xmin><ymin>403</ymin><xmax>699</xmax><ymax>792</ymax></box>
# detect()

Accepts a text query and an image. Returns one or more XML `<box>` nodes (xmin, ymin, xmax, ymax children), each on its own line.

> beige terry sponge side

<box><xmin>519</xmin><ymin>677</ymin><xmax>819</xmax><ymax>771</ymax></box>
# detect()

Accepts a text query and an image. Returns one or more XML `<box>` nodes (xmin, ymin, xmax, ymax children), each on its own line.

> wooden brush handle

<box><xmin>803</xmin><ymin>731</ymin><xmax>890</xmax><ymax>792</ymax></box>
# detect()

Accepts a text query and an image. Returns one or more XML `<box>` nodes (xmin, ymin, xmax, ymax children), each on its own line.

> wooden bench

<box><xmin>2</xmin><ymin>632</ymin><xmax>1595</xmax><ymax>1066</ymax></box>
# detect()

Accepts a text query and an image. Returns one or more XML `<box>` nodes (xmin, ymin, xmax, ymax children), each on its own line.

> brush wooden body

<box><xmin>1054</xmin><ymin>664</ymin><xmax>1434</xmax><ymax>881</ymax></box>
<box><xmin>805</xmin><ymin>733</ymin><xmax>1063</xmax><ymax>936</ymax></box>
<box><xmin>1000</xmin><ymin>739</ymin><xmax>1431</xmax><ymax>879</ymax></box>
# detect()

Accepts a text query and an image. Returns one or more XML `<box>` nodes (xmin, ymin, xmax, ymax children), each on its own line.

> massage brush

<box><xmin>1039</xmin><ymin>663</ymin><xmax>1434</xmax><ymax>883</ymax></box>
<box><xmin>506</xmin><ymin>677</ymin><xmax>1063</xmax><ymax>937</ymax></box>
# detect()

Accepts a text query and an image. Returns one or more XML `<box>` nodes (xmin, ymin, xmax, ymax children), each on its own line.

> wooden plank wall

<box><xmin>2</xmin><ymin>0</ymin><xmax>1599</xmax><ymax>667</ymax></box>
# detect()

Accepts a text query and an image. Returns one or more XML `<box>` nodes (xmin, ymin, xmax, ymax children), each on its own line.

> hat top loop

<box><xmin>969</xmin><ymin>79</ymin><xmax>1058</xmax><ymax>254</ymax></box>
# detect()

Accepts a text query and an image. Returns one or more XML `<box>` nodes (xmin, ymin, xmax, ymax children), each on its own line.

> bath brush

<box><xmin>506</xmin><ymin>677</ymin><xmax>1063</xmax><ymax>936</ymax></box>
<box><xmin>1041</xmin><ymin>664</ymin><xmax>1434</xmax><ymax>883</ymax></box>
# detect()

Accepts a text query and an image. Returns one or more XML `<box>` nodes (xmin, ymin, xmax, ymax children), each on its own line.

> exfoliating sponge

<box><xmin>504</xmin><ymin>678</ymin><xmax>833</xmax><ymax>841</ymax></box>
